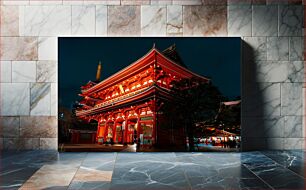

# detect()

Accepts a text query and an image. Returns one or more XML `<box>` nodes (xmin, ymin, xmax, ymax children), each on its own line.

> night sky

<box><xmin>59</xmin><ymin>37</ymin><xmax>241</xmax><ymax>110</ymax></box>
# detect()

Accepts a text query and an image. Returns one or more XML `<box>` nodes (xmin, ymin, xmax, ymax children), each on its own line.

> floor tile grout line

<box><xmin>258</xmin><ymin>151</ymin><xmax>305</xmax><ymax>180</ymax></box>
<box><xmin>109</xmin><ymin>152</ymin><xmax>118</xmax><ymax>189</ymax></box>
<box><xmin>260</xmin><ymin>151</ymin><xmax>306</xmax><ymax>179</ymax></box>
<box><xmin>174</xmin><ymin>152</ymin><xmax>193</xmax><ymax>190</ymax></box>
<box><xmin>66</xmin><ymin>152</ymin><xmax>88</xmax><ymax>189</ymax></box>
<box><xmin>241</xmin><ymin>163</ymin><xmax>275</xmax><ymax>190</ymax></box>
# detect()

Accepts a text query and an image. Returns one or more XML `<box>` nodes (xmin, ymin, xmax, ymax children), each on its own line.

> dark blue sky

<box><xmin>59</xmin><ymin>37</ymin><xmax>241</xmax><ymax>109</ymax></box>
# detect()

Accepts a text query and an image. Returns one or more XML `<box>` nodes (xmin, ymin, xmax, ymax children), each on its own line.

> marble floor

<box><xmin>0</xmin><ymin>151</ymin><xmax>304</xmax><ymax>190</ymax></box>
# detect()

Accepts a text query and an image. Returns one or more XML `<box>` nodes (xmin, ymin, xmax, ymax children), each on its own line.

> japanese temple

<box><xmin>75</xmin><ymin>44</ymin><xmax>210</xmax><ymax>148</ymax></box>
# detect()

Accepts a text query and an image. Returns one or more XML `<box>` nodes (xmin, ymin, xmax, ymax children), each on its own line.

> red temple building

<box><xmin>75</xmin><ymin>44</ymin><xmax>210</xmax><ymax>149</ymax></box>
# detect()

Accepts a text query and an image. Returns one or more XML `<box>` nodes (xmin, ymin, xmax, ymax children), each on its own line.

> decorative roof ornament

<box><xmin>96</xmin><ymin>61</ymin><xmax>102</xmax><ymax>82</ymax></box>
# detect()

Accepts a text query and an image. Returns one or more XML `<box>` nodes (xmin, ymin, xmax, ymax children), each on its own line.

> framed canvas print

<box><xmin>58</xmin><ymin>37</ymin><xmax>241</xmax><ymax>152</ymax></box>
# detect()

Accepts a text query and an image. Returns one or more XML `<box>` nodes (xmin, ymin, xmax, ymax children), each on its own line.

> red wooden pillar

<box><xmin>152</xmin><ymin>99</ymin><xmax>157</xmax><ymax>145</ymax></box>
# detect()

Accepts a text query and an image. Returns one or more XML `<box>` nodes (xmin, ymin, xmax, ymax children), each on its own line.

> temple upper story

<box><xmin>76</xmin><ymin>45</ymin><xmax>210</xmax><ymax>117</ymax></box>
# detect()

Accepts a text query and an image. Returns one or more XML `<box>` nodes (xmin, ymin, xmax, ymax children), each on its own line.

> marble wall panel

<box><xmin>37</xmin><ymin>61</ymin><xmax>57</xmax><ymax>83</ymax></box>
<box><xmin>96</xmin><ymin>5</ymin><xmax>107</xmax><ymax>35</ymax></box>
<box><xmin>284</xmin><ymin>116</ymin><xmax>303</xmax><ymax>138</ymax></box>
<box><xmin>172</xmin><ymin>0</ymin><xmax>201</xmax><ymax>5</ymax></box>
<box><xmin>227</xmin><ymin>5</ymin><xmax>252</xmax><ymax>36</ymax></box>
<box><xmin>267</xmin><ymin>37</ymin><xmax>289</xmax><ymax>61</ymax></box>
<box><xmin>0</xmin><ymin>37</ymin><xmax>38</xmax><ymax>61</ymax></box>
<box><xmin>84</xmin><ymin>0</ymin><xmax>120</xmax><ymax>5</ymax></box>
<box><xmin>252</xmin><ymin>5</ymin><xmax>278</xmax><ymax>36</ymax></box>
<box><xmin>0</xmin><ymin>117</ymin><xmax>20</xmax><ymax>138</ymax></box>
<box><xmin>38</xmin><ymin>37</ymin><xmax>58</xmax><ymax>61</ymax></box>
<box><xmin>266</xmin><ymin>138</ymin><xmax>284</xmax><ymax>150</ymax></box>
<box><xmin>3</xmin><ymin>138</ymin><xmax>40</xmax><ymax>150</ymax></box>
<box><xmin>29</xmin><ymin>0</ymin><xmax>63</xmax><ymax>5</ymax></box>
<box><xmin>167</xmin><ymin>5</ymin><xmax>183</xmax><ymax>36</ymax></box>
<box><xmin>108</xmin><ymin>6</ymin><xmax>141</xmax><ymax>35</ymax></box>
<box><xmin>30</xmin><ymin>83</ymin><xmax>51</xmax><ymax>116</ymax></box>
<box><xmin>51</xmin><ymin>83</ymin><xmax>58</xmax><ymax>116</ymax></box>
<box><xmin>279</xmin><ymin>5</ymin><xmax>303</xmax><ymax>36</ymax></box>
<box><xmin>0</xmin><ymin>6</ymin><xmax>19</xmax><ymax>36</ymax></box>
<box><xmin>243</xmin><ymin>83</ymin><xmax>281</xmax><ymax>117</ymax></box>
<box><xmin>183</xmin><ymin>5</ymin><xmax>227</xmax><ymax>36</ymax></box>
<box><xmin>12</xmin><ymin>61</ymin><xmax>36</xmax><ymax>82</ymax></box>
<box><xmin>243</xmin><ymin>37</ymin><xmax>267</xmax><ymax>61</ymax></box>
<box><xmin>121</xmin><ymin>0</ymin><xmax>150</xmax><ymax>5</ymax></box>
<box><xmin>72</xmin><ymin>5</ymin><xmax>96</xmax><ymax>35</ymax></box>
<box><xmin>289</xmin><ymin>37</ymin><xmax>304</xmax><ymax>61</ymax></box>
<box><xmin>246</xmin><ymin>61</ymin><xmax>304</xmax><ymax>83</ymax></box>
<box><xmin>281</xmin><ymin>83</ymin><xmax>303</xmax><ymax>116</ymax></box>
<box><xmin>151</xmin><ymin>0</ymin><xmax>173</xmax><ymax>5</ymax></box>
<box><xmin>20</xmin><ymin>116</ymin><xmax>57</xmax><ymax>138</ymax></box>
<box><xmin>1</xmin><ymin>0</ymin><xmax>30</xmax><ymax>5</ymax></box>
<box><xmin>40</xmin><ymin>138</ymin><xmax>58</xmax><ymax>150</ymax></box>
<box><xmin>23</xmin><ymin>5</ymin><xmax>71</xmax><ymax>36</ymax></box>
<box><xmin>141</xmin><ymin>6</ymin><xmax>167</xmax><ymax>36</ymax></box>
<box><xmin>0</xmin><ymin>83</ymin><xmax>30</xmax><ymax>116</ymax></box>
<box><xmin>0</xmin><ymin>61</ymin><xmax>11</xmax><ymax>82</ymax></box>
<box><xmin>283</xmin><ymin>138</ymin><xmax>304</xmax><ymax>149</ymax></box>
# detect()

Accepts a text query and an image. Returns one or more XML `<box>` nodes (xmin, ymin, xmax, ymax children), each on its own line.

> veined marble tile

<box><xmin>151</xmin><ymin>0</ymin><xmax>172</xmax><ymax>5</ymax></box>
<box><xmin>0</xmin><ymin>37</ymin><xmax>38</xmax><ymax>61</ymax></box>
<box><xmin>29</xmin><ymin>0</ymin><xmax>63</xmax><ymax>5</ymax></box>
<box><xmin>12</xmin><ymin>61</ymin><xmax>36</xmax><ymax>82</ymax></box>
<box><xmin>23</xmin><ymin>5</ymin><xmax>71</xmax><ymax>36</ymax></box>
<box><xmin>287</xmin><ymin>61</ymin><xmax>304</xmax><ymax>83</ymax></box>
<box><xmin>0</xmin><ymin>61</ymin><xmax>11</xmax><ymax>82</ymax></box>
<box><xmin>252</xmin><ymin>5</ymin><xmax>278</xmax><ymax>36</ymax></box>
<box><xmin>37</xmin><ymin>61</ymin><xmax>57</xmax><ymax>82</ymax></box>
<box><xmin>30</xmin><ymin>83</ymin><xmax>51</xmax><ymax>116</ymax></box>
<box><xmin>121</xmin><ymin>0</ymin><xmax>150</xmax><ymax>5</ymax></box>
<box><xmin>141</xmin><ymin>6</ymin><xmax>167</xmax><ymax>36</ymax></box>
<box><xmin>0</xmin><ymin>83</ymin><xmax>30</xmax><ymax>116</ymax></box>
<box><xmin>284</xmin><ymin>116</ymin><xmax>303</xmax><ymax>138</ymax></box>
<box><xmin>228</xmin><ymin>5</ymin><xmax>252</xmax><ymax>36</ymax></box>
<box><xmin>51</xmin><ymin>83</ymin><xmax>58</xmax><ymax>116</ymax></box>
<box><xmin>0</xmin><ymin>117</ymin><xmax>20</xmax><ymax>137</ymax></box>
<box><xmin>20</xmin><ymin>116</ymin><xmax>57</xmax><ymax>138</ymax></box>
<box><xmin>167</xmin><ymin>5</ymin><xmax>183</xmax><ymax>36</ymax></box>
<box><xmin>242</xmin><ymin>116</ymin><xmax>284</xmax><ymax>138</ymax></box>
<box><xmin>267</xmin><ymin>37</ymin><xmax>289</xmax><ymax>61</ymax></box>
<box><xmin>249</xmin><ymin>61</ymin><xmax>302</xmax><ymax>83</ymax></box>
<box><xmin>243</xmin><ymin>83</ymin><xmax>280</xmax><ymax>117</ymax></box>
<box><xmin>281</xmin><ymin>83</ymin><xmax>303</xmax><ymax>116</ymax></box>
<box><xmin>266</xmin><ymin>138</ymin><xmax>284</xmax><ymax>150</ymax></box>
<box><xmin>289</xmin><ymin>37</ymin><xmax>303</xmax><ymax>61</ymax></box>
<box><xmin>20</xmin><ymin>164</ymin><xmax>78</xmax><ymax>189</ymax></box>
<box><xmin>183</xmin><ymin>6</ymin><xmax>227</xmax><ymax>36</ymax></box>
<box><xmin>84</xmin><ymin>0</ymin><xmax>120</xmax><ymax>5</ymax></box>
<box><xmin>284</xmin><ymin>138</ymin><xmax>304</xmax><ymax>149</ymax></box>
<box><xmin>172</xmin><ymin>0</ymin><xmax>201</xmax><ymax>5</ymax></box>
<box><xmin>108</xmin><ymin>6</ymin><xmax>141</xmax><ymax>36</ymax></box>
<box><xmin>21</xmin><ymin>138</ymin><xmax>40</xmax><ymax>149</ymax></box>
<box><xmin>2</xmin><ymin>0</ymin><xmax>30</xmax><ymax>5</ymax></box>
<box><xmin>72</xmin><ymin>5</ymin><xmax>95</xmax><ymax>35</ymax></box>
<box><xmin>63</xmin><ymin>0</ymin><xmax>84</xmax><ymax>4</ymax></box>
<box><xmin>202</xmin><ymin>0</ymin><xmax>227</xmax><ymax>5</ymax></box>
<box><xmin>38</xmin><ymin>37</ymin><xmax>58</xmax><ymax>60</ymax></box>
<box><xmin>3</xmin><ymin>138</ymin><xmax>19</xmax><ymax>149</ymax></box>
<box><xmin>0</xmin><ymin>6</ymin><xmax>19</xmax><ymax>36</ymax></box>
<box><xmin>279</xmin><ymin>5</ymin><xmax>303</xmax><ymax>36</ymax></box>
<box><xmin>96</xmin><ymin>5</ymin><xmax>107</xmax><ymax>36</ymax></box>
<box><xmin>243</xmin><ymin>37</ymin><xmax>267</xmax><ymax>61</ymax></box>
<box><xmin>40</xmin><ymin>138</ymin><xmax>57</xmax><ymax>150</ymax></box>
<box><xmin>228</xmin><ymin>0</ymin><xmax>252</xmax><ymax>4</ymax></box>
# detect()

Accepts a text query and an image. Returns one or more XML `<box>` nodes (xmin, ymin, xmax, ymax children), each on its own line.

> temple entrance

<box><xmin>115</xmin><ymin>123</ymin><xmax>123</xmax><ymax>143</ymax></box>
<box><xmin>127</xmin><ymin>121</ymin><xmax>137</xmax><ymax>144</ymax></box>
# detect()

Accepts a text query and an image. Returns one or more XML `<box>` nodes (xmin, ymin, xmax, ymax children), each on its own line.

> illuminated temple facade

<box><xmin>76</xmin><ymin>45</ymin><xmax>209</xmax><ymax>148</ymax></box>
